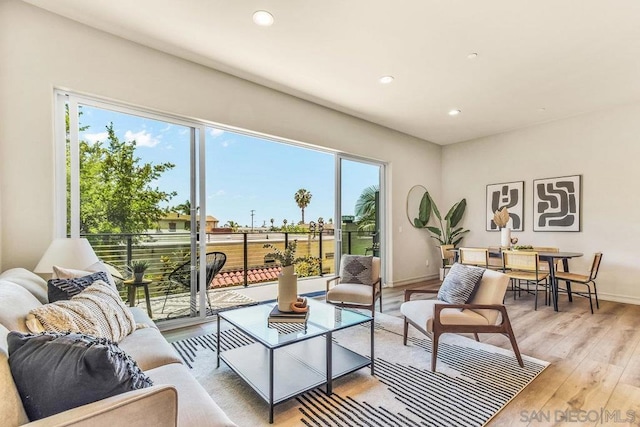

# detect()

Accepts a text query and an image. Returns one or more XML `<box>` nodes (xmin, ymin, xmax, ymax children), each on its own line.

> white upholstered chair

<box><xmin>326</xmin><ymin>255</ymin><xmax>382</xmax><ymax>317</ymax></box>
<box><xmin>401</xmin><ymin>268</ymin><xmax>523</xmax><ymax>372</ymax></box>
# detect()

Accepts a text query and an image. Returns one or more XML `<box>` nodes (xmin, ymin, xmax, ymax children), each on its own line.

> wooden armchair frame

<box><xmin>402</xmin><ymin>289</ymin><xmax>524</xmax><ymax>372</ymax></box>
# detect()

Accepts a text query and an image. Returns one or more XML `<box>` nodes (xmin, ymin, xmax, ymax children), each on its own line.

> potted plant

<box><xmin>131</xmin><ymin>260</ymin><xmax>150</xmax><ymax>283</ymax></box>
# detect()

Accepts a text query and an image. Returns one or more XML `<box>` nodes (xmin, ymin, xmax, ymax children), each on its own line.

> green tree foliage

<box><xmin>355</xmin><ymin>185</ymin><xmax>379</xmax><ymax>232</ymax></box>
<box><xmin>172</xmin><ymin>200</ymin><xmax>191</xmax><ymax>215</ymax></box>
<box><xmin>294</xmin><ymin>189</ymin><xmax>312</xmax><ymax>224</ymax></box>
<box><xmin>76</xmin><ymin>123</ymin><xmax>177</xmax><ymax>235</ymax></box>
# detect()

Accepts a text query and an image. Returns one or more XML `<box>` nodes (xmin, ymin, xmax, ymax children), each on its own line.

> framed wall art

<box><xmin>486</xmin><ymin>181</ymin><xmax>524</xmax><ymax>231</ymax></box>
<box><xmin>533</xmin><ymin>175</ymin><xmax>581</xmax><ymax>232</ymax></box>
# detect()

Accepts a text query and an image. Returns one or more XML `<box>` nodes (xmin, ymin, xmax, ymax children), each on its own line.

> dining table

<box><xmin>453</xmin><ymin>248</ymin><xmax>583</xmax><ymax>312</ymax></box>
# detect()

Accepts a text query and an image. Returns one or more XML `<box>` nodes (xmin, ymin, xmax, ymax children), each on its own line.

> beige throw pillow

<box><xmin>53</xmin><ymin>261</ymin><xmax>117</xmax><ymax>288</ymax></box>
<box><xmin>28</xmin><ymin>281</ymin><xmax>135</xmax><ymax>342</ymax></box>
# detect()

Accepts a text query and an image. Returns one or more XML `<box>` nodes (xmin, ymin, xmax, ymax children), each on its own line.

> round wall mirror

<box><xmin>406</xmin><ymin>185</ymin><xmax>428</xmax><ymax>228</ymax></box>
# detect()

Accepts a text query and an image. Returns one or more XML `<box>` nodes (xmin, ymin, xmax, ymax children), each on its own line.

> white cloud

<box><xmin>208</xmin><ymin>190</ymin><xmax>226</xmax><ymax>198</ymax></box>
<box><xmin>222</xmin><ymin>141</ymin><xmax>229</xmax><ymax>147</ymax></box>
<box><xmin>209</xmin><ymin>128</ymin><xmax>224</xmax><ymax>138</ymax></box>
<box><xmin>124</xmin><ymin>130</ymin><xmax>160</xmax><ymax>147</ymax></box>
<box><xmin>179</xmin><ymin>129</ymin><xmax>189</xmax><ymax>135</ymax></box>
<box><xmin>83</xmin><ymin>132</ymin><xmax>108</xmax><ymax>144</ymax></box>
<box><xmin>160</xmin><ymin>124</ymin><xmax>172</xmax><ymax>132</ymax></box>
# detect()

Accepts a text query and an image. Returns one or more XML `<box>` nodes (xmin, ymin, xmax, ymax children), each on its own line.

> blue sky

<box><xmin>79</xmin><ymin>106</ymin><xmax>379</xmax><ymax>227</ymax></box>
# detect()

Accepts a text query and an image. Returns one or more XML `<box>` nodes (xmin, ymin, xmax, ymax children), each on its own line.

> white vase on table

<box><xmin>277</xmin><ymin>265</ymin><xmax>298</xmax><ymax>312</ymax></box>
<box><xmin>500</xmin><ymin>228</ymin><xmax>511</xmax><ymax>248</ymax></box>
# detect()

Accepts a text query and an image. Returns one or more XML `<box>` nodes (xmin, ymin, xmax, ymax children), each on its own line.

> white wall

<box><xmin>0</xmin><ymin>0</ymin><xmax>443</xmax><ymax>284</ymax></box>
<box><xmin>443</xmin><ymin>102</ymin><xmax>640</xmax><ymax>303</ymax></box>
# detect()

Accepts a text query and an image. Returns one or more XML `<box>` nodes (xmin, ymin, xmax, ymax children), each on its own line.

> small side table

<box><xmin>124</xmin><ymin>279</ymin><xmax>153</xmax><ymax>318</ymax></box>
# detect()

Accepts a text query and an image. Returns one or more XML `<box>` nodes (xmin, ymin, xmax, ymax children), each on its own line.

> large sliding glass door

<box><xmin>335</xmin><ymin>156</ymin><xmax>385</xmax><ymax>277</ymax></box>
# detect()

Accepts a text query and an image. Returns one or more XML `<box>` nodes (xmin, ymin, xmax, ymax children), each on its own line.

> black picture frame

<box><xmin>533</xmin><ymin>175</ymin><xmax>581</xmax><ymax>232</ymax></box>
<box><xmin>486</xmin><ymin>181</ymin><xmax>524</xmax><ymax>231</ymax></box>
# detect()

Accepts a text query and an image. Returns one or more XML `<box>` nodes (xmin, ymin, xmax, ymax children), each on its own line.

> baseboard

<box><xmin>596</xmin><ymin>292</ymin><xmax>640</xmax><ymax>306</ymax></box>
<box><xmin>387</xmin><ymin>273</ymin><xmax>440</xmax><ymax>287</ymax></box>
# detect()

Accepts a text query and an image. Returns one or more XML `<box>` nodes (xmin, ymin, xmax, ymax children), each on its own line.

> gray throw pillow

<box><xmin>8</xmin><ymin>331</ymin><xmax>152</xmax><ymax>421</ymax></box>
<box><xmin>340</xmin><ymin>255</ymin><xmax>374</xmax><ymax>286</ymax></box>
<box><xmin>47</xmin><ymin>271</ymin><xmax>109</xmax><ymax>302</ymax></box>
<box><xmin>437</xmin><ymin>263</ymin><xmax>485</xmax><ymax>304</ymax></box>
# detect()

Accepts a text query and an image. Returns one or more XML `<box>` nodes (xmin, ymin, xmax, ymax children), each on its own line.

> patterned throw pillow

<box><xmin>339</xmin><ymin>255</ymin><xmax>375</xmax><ymax>286</ymax></box>
<box><xmin>47</xmin><ymin>271</ymin><xmax>109</xmax><ymax>302</ymax></box>
<box><xmin>437</xmin><ymin>263</ymin><xmax>485</xmax><ymax>304</ymax></box>
<box><xmin>8</xmin><ymin>331</ymin><xmax>152</xmax><ymax>421</ymax></box>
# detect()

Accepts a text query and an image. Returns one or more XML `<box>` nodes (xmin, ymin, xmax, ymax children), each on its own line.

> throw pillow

<box><xmin>437</xmin><ymin>263</ymin><xmax>485</xmax><ymax>304</ymax></box>
<box><xmin>28</xmin><ymin>280</ymin><xmax>136</xmax><ymax>342</ymax></box>
<box><xmin>8</xmin><ymin>331</ymin><xmax>153</xmax><ymax>421</ymax></box>
<box><xmin>47</xmin><ymin>271</ymin><xmax>109</xmax><ymax>302</ymax></box>
<box><xmin>53</xmin><ymin>261</ymin><xmax>117</xmax><ymax>288</ymax></box>
<box><xmin>339</xmin><ymin>255</ymin><xmax>375</xmax><ymax>286</ymax></box>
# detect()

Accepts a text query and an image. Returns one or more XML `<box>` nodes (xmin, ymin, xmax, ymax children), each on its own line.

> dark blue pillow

<box><xmin>8</xmin><ymin>331</ymin><xmax>153</xmax><ymax>421</ymax></box>
<box><xmin>47</xmin><ymin>271</ymin><xmax>109</xmax><ymax>302</ymax></box>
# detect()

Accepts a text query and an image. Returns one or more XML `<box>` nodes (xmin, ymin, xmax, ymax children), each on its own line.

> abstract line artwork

<box><xmin>486</xmin><ymin>181</ymin><xmax>524</xmax><ymax>231</ymax></box>
<box><xmin>533</xmin><ymin>175</ymin><xmax>581</xmax><ymax>232</ymax></box>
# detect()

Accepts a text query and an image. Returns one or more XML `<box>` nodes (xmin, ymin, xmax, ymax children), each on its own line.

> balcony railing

<box><xmin>83</xmin><ymin>230</ymin><xmax>377</xmax><ymax>301</ymax></box>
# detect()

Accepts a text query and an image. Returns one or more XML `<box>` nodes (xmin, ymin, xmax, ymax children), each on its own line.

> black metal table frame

<box><xmin>216</xmin><ymin>306</ymin><xmax>374</xmax><ymax>423</ymax></box>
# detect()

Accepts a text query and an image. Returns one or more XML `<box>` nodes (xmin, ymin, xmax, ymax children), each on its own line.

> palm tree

<box><xmin>355</xmin><ymin>185</ymin><xmax>379</xmax><ymax>232</ymax></box>
<box><xmin>224</xmin><ymin>220</ymin><xmax>239</xmax><ymax>232</ymax></box>
<box><xmin>173</xmin><ymin>199</ymin><xmax>191</xmax><ymax>215</ymax></box>
<box><xmin>294</xmin><ymin>189</ymin><xmax>312</xmax><ymax>224</ymax></box>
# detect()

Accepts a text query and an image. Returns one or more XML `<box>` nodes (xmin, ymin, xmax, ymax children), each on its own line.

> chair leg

<box><xmin>161</xmin><ymin>282</ymin><xmax>175</xmax><ymax>313</ymax></box>
<box><xmin>534</xmin><ymin>282</ymin><xmax>539</xmax><ymax>311</ymax></box>
<box><xmin>587</xmin><ymin>285</ymin><xmax>594</xmax><ymax>314</ymax></box>
<box><xmin>431</xmin><ymin>331</ymin><xmax>440</xmax><ymax>372</ymax></box>
<box><xmin>502</xmin><ymin>310</ymin><xmax>524</xmax><ymax>368</ymax></box>
<box><xmin>403</xmin><ymin>319</ymin><xmax>409</xmax><ymax>345</ymax></box>
<box><xmin>473</xmin><ymin>333</ymin><xmax>480</xmax><ymax>342</ymax></box>
<box><xmin>593</xmin><ymin>281</ymin><xmax>600</xmax><ymax>309</ymax></box>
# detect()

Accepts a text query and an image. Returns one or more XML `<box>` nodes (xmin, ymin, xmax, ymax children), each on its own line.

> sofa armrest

<box><xmin>23</xmin><ymin>385</ymin><xmax>178</xmax><ymax>427</ymax></box>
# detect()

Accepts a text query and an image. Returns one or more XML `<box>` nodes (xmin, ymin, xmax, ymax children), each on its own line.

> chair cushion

<box><xmin>339</xmin><ymin>255</ymin><xmax>375</xmax><ymax>286</ymax></box>
<box><xmin>469</xmin><ymin>269</ymin><xmax>510</xmax><ymax>325</ymax></box>
<box><xmin>119</xmin><ymin>327</ymin><xmax>182</xmax><ymax>371</ymax></box>
<box><xmin>8</xmin><ymin>331</ymin><xmax>153</xmax><ymax>421</ymax></box>
<box><xmin>400</xmin><ymin>299</ymin><xmax>489</xmax><ymax>334</ymax></box>
<box><xmin>326</xmin><ymin>283</ymin><xmax>375</xmax><ymax>305</ymax></box>
<box><xmin>437</xmin><ymin>263</ymin><xmax>485</xmax><ymax>304</ymax></box>
<box><xmin>47</xmin><ymin>271</ymin><xmax>110</xmax><ymax>302</ymax></box>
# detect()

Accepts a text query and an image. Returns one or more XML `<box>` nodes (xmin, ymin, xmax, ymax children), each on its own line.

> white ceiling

<box><xmin>24</xmin><ymin>0</ymin><xmax>640</xmax><ymax>145</ymax></box>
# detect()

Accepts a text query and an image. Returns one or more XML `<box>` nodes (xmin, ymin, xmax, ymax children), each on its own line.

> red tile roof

<box><xmin>210</xmin><ymin>266</ymin><xmax>282</xmax><ymax>288</ymax></box>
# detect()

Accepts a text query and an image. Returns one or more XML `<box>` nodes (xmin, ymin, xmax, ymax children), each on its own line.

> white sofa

<box><xmin>0</xmin><ymin>268</ymin><xmax>236</xmax><ymax>427</ymax></box>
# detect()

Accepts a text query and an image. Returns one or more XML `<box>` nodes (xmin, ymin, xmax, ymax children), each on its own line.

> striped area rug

<box><xmin>170</xmin><ymin>313</ymin><xmax>547</xmax><ymax>426</ymax></box>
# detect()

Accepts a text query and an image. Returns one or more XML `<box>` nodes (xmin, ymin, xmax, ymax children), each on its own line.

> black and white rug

<box><xmin>170</xmin><ymin>313</ymin><xmax>547</xmax><ymax>426</ymax></box>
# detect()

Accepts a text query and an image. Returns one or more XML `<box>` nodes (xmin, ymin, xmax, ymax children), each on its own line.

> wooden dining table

<box><xmin>453</xmin><ymin>248</ymin><xmax>583</xmax><ymax>312</ymax></box>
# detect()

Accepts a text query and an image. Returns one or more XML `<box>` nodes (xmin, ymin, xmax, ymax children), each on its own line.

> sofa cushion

<box><xmin>29</xmin><ymin>281</ymin><xmax>136</xmax><ymax>342</ymax></box>
<box><xmin>400</xmin><ymin>299</ymin><xmax>489</xmax><ymax>334</ymax></box>
<box><xmin>0</xmin><ymin>281</ymin><xmax>42</xmax><ymax>332</ymax></box>
<box><xmin>119</xmin><ymin>327</ymin><xmax>182</xmax><ymax>371</ymax></box>
<box><xmin>147</xmin><ymin>362</ymin><xmax>236</xmax><ymax>427</ymax></box>
<box><xmin>54</xmin><ymin>261</ymin><xmax>117</xmax><ymax>288</ymax></box>
<box><xmin>437</xmin><ymin>263</ymin><xmax>485</xmax><ymax>304</ymax></box>
<box><xmin>339</xmin><ymin>255</ymin><xmax>375</xmax><ymax>286</ymax></box>
<box><xmin>0</xmin><ymin>324</ymin><xmax>29</xmax><ymax>426</ymax></box>
<box><xmin>47</xmin><ymin>271</ymin><xmax>110</xmax><ymax>302</ymax></box>
<box><xmin>8</xmin><ymin>331</ymin><xmax>153</xmax><ymax>421</ymax></box>
<box><xmin>0</xmin><ymin>268</ymin><xmax>48</xmax><ymax>304</ymax></box>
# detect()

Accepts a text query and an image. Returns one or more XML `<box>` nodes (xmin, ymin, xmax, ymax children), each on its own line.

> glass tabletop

<box><xmin>219</xmin><ymin>299</ymin><xmax>372</xmax><ymax>349</ymax></box>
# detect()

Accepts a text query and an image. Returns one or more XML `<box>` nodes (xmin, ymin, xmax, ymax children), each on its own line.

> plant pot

<box><xmin>277</xmin><ymin>265</ymin><xmax>298</xmax><ymax>312</ymax></box>
<box><xmin>134</xmin><ymin>272</ymin><xmax>145</xmax><ymax>282</ymax></box>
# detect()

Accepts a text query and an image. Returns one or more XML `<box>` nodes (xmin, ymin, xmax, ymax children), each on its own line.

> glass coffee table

<box><xmin>216</xmin><ymin>299</ymin><xmax>374</xmax><ymax>423</ymax></box>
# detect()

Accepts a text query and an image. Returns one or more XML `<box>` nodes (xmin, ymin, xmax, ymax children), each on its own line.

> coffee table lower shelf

<box><xmin>219</xmin><ymin>336</ymin><xmax>370</xmax><ymax>422</ymax></box>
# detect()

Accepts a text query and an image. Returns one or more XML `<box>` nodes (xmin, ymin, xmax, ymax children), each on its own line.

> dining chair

<box><xmin>458</xmin><ymin>248</ymin><xmax>489</xmax><ymax>268</ymax></box>
<box><xmin>502</xmin><ymin>251</ymin><xmax>549</xmax><ymax>310</ymax></box>
<box><xmin>401</xmin><ymin>267</ymin><xmax>524</xmax><ymax>372</ymax></box>
<box><xmin>554</xmin><ymin>253</ymin><xmax>602</xmax><ymax>314</ymax></box>
<box><xmin>532</xmin><ymin>247</ymin><xmax>559</xmax><ymax>273</ymax></box>
<box><xmin>326</xmin><ymin>255</ymin><xmax>382</xmax><ymax>317</ymax></box>
<box><xmin>439</xmin><ymin>244</ymin><xmax>455</xmax><ymax>278</ymax></box>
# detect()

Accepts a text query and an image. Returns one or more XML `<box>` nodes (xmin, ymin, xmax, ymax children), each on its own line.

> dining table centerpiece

<box><xmin>493</xmin><ymin>207</ymin><xmax>512</xmax><ymax>247</ymax></box>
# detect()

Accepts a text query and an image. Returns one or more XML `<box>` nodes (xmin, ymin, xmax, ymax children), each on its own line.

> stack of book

<box><xmin>267</xmin><ymin>305</ymin><xmax>309</xmax><ymax>323</ymax></box>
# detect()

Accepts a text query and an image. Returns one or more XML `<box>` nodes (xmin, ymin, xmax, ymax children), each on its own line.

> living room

<box><xmin>1</xmin><ymin>1</ymin><xmax>640</xmax><ymax>425</ymax></box>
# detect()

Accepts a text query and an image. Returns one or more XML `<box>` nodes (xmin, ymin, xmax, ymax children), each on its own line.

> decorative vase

<box><xmin>500</xmin><ymin>228</ymin><xmax>511</xmax><ymax>248</ymax></box>
<box><xmin>277</xmin><ymin>265</ymin><xmax>298</xmax><ymax>312</ymax></box>
<box><xmin>134</xmin><ymin>272</ymin><xmax>145</xmax><ymax>282</ymax></box>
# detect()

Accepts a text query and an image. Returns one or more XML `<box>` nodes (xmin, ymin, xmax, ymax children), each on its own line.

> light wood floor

<box><xmin>163</xmin><ymin>280</ymin><xmax>640</xmax><ymax>426</ymax></box>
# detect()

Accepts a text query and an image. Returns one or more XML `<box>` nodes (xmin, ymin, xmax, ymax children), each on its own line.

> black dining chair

<box><xmin>162</xmin><ymin>251</ymin><xmax>226</xmax><ymax>312</ymax></box>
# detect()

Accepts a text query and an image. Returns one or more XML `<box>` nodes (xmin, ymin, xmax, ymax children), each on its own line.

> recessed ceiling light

<box><xmin>448</xmin><ymin>109</ymin><xmax>461</xmax><ymax>116</ymax></box>
<box><xmin>379</xmin><ymin>75</ymin><xmax>394</xmax><ymax>84</ymax></box>
<box><xmin>467</xmin><ymin>53</ymin><xmax>478</xmax><ymax>59</ymax></box>
<box><xmin>252</xmin><ymin>10</ymin><xmax>274</xmax><ymax>26</ymax></box>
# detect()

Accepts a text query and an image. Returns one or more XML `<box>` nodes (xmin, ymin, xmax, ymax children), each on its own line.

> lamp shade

<box><xmin>34</xmin><ymin>238</ymin><xmax>99</xmax><ymax>274</ymax></box>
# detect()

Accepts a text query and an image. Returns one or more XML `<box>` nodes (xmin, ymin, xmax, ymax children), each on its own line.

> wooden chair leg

<box><xmin>502</xmin><ymin>310</ymin><xmax>524</xmax><ymax>368</ymax></box>
<box><xmin>431</xmin><ymin>331</ymin><xmax>440</xmax><ymax>372</ymax></box>
<box><xmin>473</xmin><ymin>333</ymin><xmax>480</xmax><ymax>342</ymax></box>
